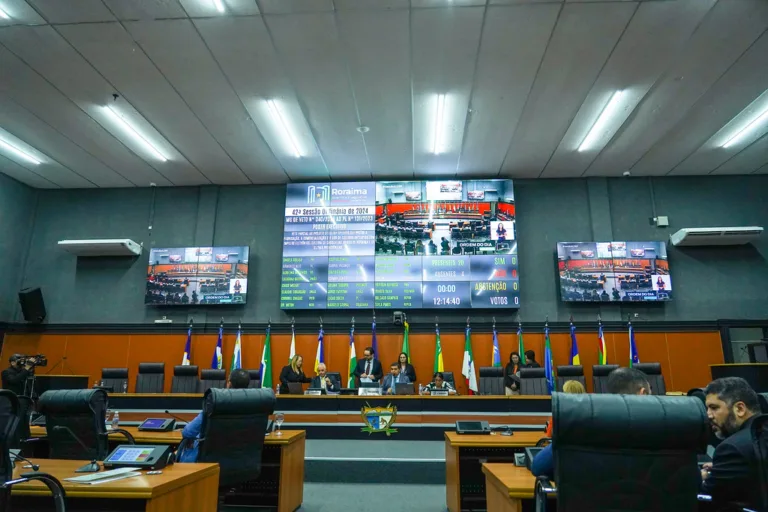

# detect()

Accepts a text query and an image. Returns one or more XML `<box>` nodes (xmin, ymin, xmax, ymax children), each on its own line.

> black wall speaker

<box><xmin>18</xmin><ymin>287</ymin><xmax>46</xmax><ymax>323</ymax></box>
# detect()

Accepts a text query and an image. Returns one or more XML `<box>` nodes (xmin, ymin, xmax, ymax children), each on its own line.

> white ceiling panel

<box><xmin>336</xmin><ymin>8</ymin><xmax>412</xmax><ymax>178</ymax></box>
<box><xmin>26</xmin><ymin>0</ymin><xmax>116</xmax><ymax>23</ymax></box>
<box><xmin>459</xmin><ymin>4</ymin><xmax>559</xmax><ymax>176</ymax></box>
<box><xmin>0</xmin><ymin>153</ymin><xmax>58</xmax><ymax>187</ymax></box>
<box><xmin>411</xmin><ymin>6</ymin><xmax>484</xmax><ymax>175</ymax></box>
<box><xmin>0</xmin><ymin>96</ymin><xmax>133</xmax><ymax>186</ymax></box>
<box><xmin>541</xmin><ymin>0</ymin><xmax>715</xmax><ymax>178</ymax></box>
<box><xmin>178</xmin><ymin>0</ymin><xmax>259</xmax><ymax>17</ymax></box>
<box><xmin>710</xmin><ymin>132</ymin><xmax>768</xmax><ymax>175</ymax></box>
<box><xmin>194</xmin><ymin>16</ymin><xmax>327</xmax><ymax>180</ymax></box>
<box><xmin>103</xmin><ymin>0</ymin><xmax>188</xmax><ymax>20</ymax></box>
<box><xmin>585</xmin><ymin>0</ymin><xmax>768</xmax><ymax>177</ymax></box>
<box><xmin>257</xmin><ymin>0</ymin><xmax>332</xmax><ymax>15</ymax></box>
<box><xmin>502</xmin><ymin>2</ymin><xmax>636</xmax><ymax>178</ymax></box>
<box><xmin>0</xmin><ymin>26</ymin><xmax>186</xmax><ymax>186</ymax></box>
<box><xmin>754</xmin><ymin>162</ymin><xmax>768</xmax><ymax>174</ymax></box>
<box><xmin>0</xmin><ymin>0</ymin><xmax>46</xmax><ymax>26</ymax></box>
<box><xmin>266</xmin><ymin>12</ymin><xmax>369</xmax><ymax>179</ymax></box>
<box><xmin>56</xmin><ymin>21</ymin><xmax>250</xmax><ymax>184</ymax></box>
<box><xmin>651</xmin><ymin>35</ymin><xmax>768</xmax><ymax>176</ymax></box>
<box><xmin>123</xmin><ymin>19</ymin><xmax>287</xmax><ymax>184</ymax></box>
<box><xmin>335</xmin><ymin>0</ymin><xmax>408</xmax><ymax>9</ymax></box>
<box><xmin>413</xmin><ymin>0</ymin><xmax>485</xmax><ymax>7</ymax></box>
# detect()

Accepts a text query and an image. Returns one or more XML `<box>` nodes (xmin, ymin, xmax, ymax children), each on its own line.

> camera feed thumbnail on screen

<box><xmin>556</xmin><ymin>241</ymin><xmax>671</xmax><ymax>302</ymax></box>
<box><xmin>145</xmin><ymin>246</ymin><xmax>249</xmax><ymax>305</ymax></box>
<box><xmin>375</xmin><ymin>180</ymin><xmax>516</xmax><ymax>257</ymax></box>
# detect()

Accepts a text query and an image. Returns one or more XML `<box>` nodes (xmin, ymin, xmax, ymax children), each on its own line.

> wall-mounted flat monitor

<box><xmin>280</xmin><ymin>180</ymin><xmax>519</xmax><ymax>309</ymax></box>
<box><xmin>145</xmin><ymin>246</ymin><xmax>249</xmax><ymax>306</ymax></box>
<box><xmin>556</xmin><ymin>241</ymin><xmax>671</xmax><ymax>302</ymax></box>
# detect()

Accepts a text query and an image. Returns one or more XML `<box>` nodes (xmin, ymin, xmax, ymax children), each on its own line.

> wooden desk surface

<box><xmin>445</xmin><ymin>431</ymin><xmax>544</xmax><ymax>447</ymax></box>
<box><xmin>11</xmin><ymin>459</ymin><xmax>219</xmax><ymax>500</ymax></box>
<box><xmin>481</xmin><ymin>463</ymin><xmax>536</xmax><ymax>499</ymax></box>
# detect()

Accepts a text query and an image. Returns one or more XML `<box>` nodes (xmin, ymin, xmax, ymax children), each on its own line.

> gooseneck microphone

<box><xmin>164</xmin><ymin>410</ymin><xmax>188</xmax><ymax>429</ymax></box>
<box><xmin>52</xmin><ymin>426</ymin><xmax>100</xmax><ymax>473</ymax></box>
<box><xmin>11</xmin><ymin>453</ymin><xmax>40</xmax><ymax>471</ymax></box>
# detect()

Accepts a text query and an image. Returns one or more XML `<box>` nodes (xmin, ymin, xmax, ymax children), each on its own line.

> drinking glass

<box><xmin>275</xmin><ymin>412</ymin><xmax>285</xmax><ymax>436</ymax></box>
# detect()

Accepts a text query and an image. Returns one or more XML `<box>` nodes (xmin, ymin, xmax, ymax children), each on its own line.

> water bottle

<box><xmin>275</xmin><ymin>385</ymin><xmax>280</xmax><ymax>396</ymax></box>
<box><xmin>112</xmin><ymin>411</ymin><xmax>120</xmax><ymax>430</ymax></box>
<box><xmin>122</xmin><ymin>381</ymin><xmax>128</xmax><ymax>394</ymax></box>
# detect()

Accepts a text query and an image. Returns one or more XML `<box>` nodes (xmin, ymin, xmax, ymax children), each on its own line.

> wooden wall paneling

<box><xmin>665</xmin><ymin>332</ymin><xmax>724</xmax><ymax>392</ymax></box>
<box><xmin>64</xmin><ymin>334</ymin><xmax>130</xmax><ymax>385</ymax></box>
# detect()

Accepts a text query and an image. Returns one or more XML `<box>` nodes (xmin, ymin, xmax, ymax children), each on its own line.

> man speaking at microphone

<box><xmin>310</xmin><ymin>363</ymin><xmax>339</xmax><ymax>392</ymax></box>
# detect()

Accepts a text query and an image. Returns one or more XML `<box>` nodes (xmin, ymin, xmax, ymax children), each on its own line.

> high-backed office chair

<box><xmin>442</xmin><ymin>372</ymin><xmax>456</xmax><ymax>389</ymax></box>
<box><xmin>38</xmin><ymin>389</ymin><xmax>110</xmax><ymax>461</ymax></box>
<box><xmin>634</xmin><ymin>362</ymin><xmax>666</xmax><ymax>395</ymax></box>
<box><xmin>478</xmin><ymin>367</ymin><xmax>504</xmax><ymax>395</ymax></box>
<box><xmin>326</xmin><ymin>372</ymin><xmax>342</xmax><ymax>390</ymax></box>
<box><xmin>246</xmin><ymin>370</ymin><xmax>262</xmax><ymax>389</ymax></box>
<box><xmin>555</xmin><ymin>365</ymin><xmax>585</xmax><ymax>392</ymax></box>
<box><xmin>757</xmin><ymin>392</ymin><xmax>768</xmax><ymax>413</ymax></box>
<box><xmin>2</xmin><ymin>396</ymin><xmax>33</xmax><ymax>451</ymax></box>
<box><xmin>536</xmin><ymin>393</ymin><xmax>709</xmax><ymax>512</ymax></box>
<box><xmin>100</xmin><ymin>368</ymin><xmax>128</xmax><ymax>393</ymax></box>
<box><xmin>171</xmin><ymin>365</ymin><xmax>199</xmax><ymax>394</ymax></box>
<box><xmin>136</xmin><ymin>363</ymin><xmax>165</xmax><ymax>393</ymax></box>
<box><xmin>591</xmin><ymin>364</ymin><xmax>619</xmax><ymax>393</ymax></box>
<box><xmin>0</xmin><ymin>390</ymin><xmax>66</xmax><ymax>512</ymax></box>
<box><xmin>198</xmin><ymin>369</ymin><xmax>226</xmax><ymax>393</ymax></box>
<box><xmin>751</xmin><ymin>414</ymin><xmax>768</xmax><ymax>512</ymax></box>
<box><xmin>197</xmin><ymin>388</ymin><xmax>276</xmax><ymax>489</ymax></box>
<box><xmin>520</xmin><ymin>368</ymin><xmax>548</xmax><ymax>395</ymax></box>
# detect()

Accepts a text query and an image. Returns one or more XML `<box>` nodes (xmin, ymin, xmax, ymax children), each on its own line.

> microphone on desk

<box><xmin>51</xmin><ymin>426</ymin><xmax>100</xmax><ymax>473</ymax></box>
<box><xmin>11</xmin><ymin>453</ymin><xmax>40</xmax><ymax>471</ymax></box>
<box><xmin>164</xmin><ymin>410</ymin><xmax>188</xmax><ymax>429</ymax></box>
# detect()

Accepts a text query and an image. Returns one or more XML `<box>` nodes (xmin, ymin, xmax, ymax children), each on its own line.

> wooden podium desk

<box><xmin>10</xmin><ymin>459</ymin><xmax>219</xmax><ymax>511</ymax></box>
<box><xmin>445</xmin><ymin>431</ymin><xmax>544</xmax><ymax>512</ymax></box>
<box><xmin>27</xmin><ymin>427</ymin><xmax>306</xmax><ymax>512</ymax></box>
<box><xmin>481</xmin><ymin>463</ymin><xmax>536</xmax><ymax>512</ymax></box>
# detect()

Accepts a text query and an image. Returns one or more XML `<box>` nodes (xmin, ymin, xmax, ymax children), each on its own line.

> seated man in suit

<box><xmin>381</xmin><ymin>363</ymin><xmax>410</xmax><ymax>395</ymax></box>
<box><xmin>353</xmin><ymin>346</ymin><xmax>383</xmax><ymax>385</ymax></box>
<box><xmin>310</xmin><ymin>363</ymin><xmax>339</xmax><ymax>393</ymax></box>
<box><xmin>177</xmin><ymin>368</ymin><xmax>251</xmax><ymax>463</ymax></box>
<box><xmin>531</xmin><ymin>367</ymin><xmax>651</xmax><ymax>478</ymax></box>
<box><xmin>701</xmin><ymin>376</ymin><xmax>763</xmax><ymax>510</ymax></box>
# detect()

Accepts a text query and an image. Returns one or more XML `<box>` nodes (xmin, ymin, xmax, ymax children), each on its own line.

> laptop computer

<box><xmin>524</xmin><ymin>447</ymin><xmax>544</xmax><ymax>471</ymax></box>
<box><xmin>395</xmin><ymin>383</ymin><xmax>415</xmax><ymax>395</ymax></box>
<box><xmin>287</xmin><ymin>383</ymin><xmax>303</xmax><ymax>394</ymax></box>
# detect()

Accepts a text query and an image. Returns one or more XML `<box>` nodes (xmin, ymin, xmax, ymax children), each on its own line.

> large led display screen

<box><xmin>280</xmin><ymin>180</ymin><xmax>518</xmax><ymax>309</ymax></box>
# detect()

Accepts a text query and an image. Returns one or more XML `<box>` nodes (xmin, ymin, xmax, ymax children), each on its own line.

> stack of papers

<box><xmin>64</xmin><ymin>467</ymin><xmax>142</xmax><ymax>485</ymax></box>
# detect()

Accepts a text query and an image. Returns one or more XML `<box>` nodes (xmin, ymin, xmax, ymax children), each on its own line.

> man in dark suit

<box><xmin>381</xmin><ymin>363</ymin><xmax>411</xmax><ymax>395</ymax></box>
<box><xmin>353</xmin><ymin>346</ymin><xmax>383</xmax><ymax>384</ymax></box>
<box><xmin>309</xmin><ymin>363</ymin><xmax>339</xmax><ymax>393</ymax></box>
<box><xmin>701</xmin><ymin>377</ymin><xmax>763</xmax><ymax>510</ymax></box>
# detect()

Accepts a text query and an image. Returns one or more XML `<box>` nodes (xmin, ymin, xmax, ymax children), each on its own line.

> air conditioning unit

<box><xmin>669</xmin><ymin>227</ymin><xmax>763</xmax><ymax>247</ymax></box>
<box><xmin>58</xmin><ymin>239</ymin><xmax>142</xmax><ymax>257</ymax></box>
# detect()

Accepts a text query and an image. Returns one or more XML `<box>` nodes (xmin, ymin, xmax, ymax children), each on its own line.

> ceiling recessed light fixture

<box><xmin>578</xmin><ymin>90</ymin><xmax>625</xmax><ymax>152</ymax></box>
<box><xmin>722</xmin><ymin>105</ymin><xmax>768</xmax><ymax>149</ymax></box>
<box><xmin>212</xmin><ymin>0</ymin><xmax>225</xmax><ymax>13</ymax></box>
<box><xmin>266</xmin><ymin>99</ymin><xmax>302</xmax><ymax>158</ymax></box>
<box><xmin>0</xmin><ymin>137</ymin><xmax>42</xmax><ymax>165</ymax></box>
<box><xmin>433</xmin><ymin>93</ymin><xmax>446</xmax><ymax>154</ymax></box>
<box><xmin>103</xmin><ymin>105</ymin><xmax>168</xmax><ymax>162</ymax></box>
<box><xmin>0</xmin><ymin>7</ymin><xmax>10</xmax><ymax>19</ymax></box>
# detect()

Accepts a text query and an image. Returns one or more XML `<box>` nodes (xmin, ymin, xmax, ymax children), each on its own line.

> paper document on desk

<box><xmin>64</xmin><ymin>466</ymin><xmax>140</xmax><ymax>483</ymax></box>
<box><xmin>65</xmin><ymin>472</ymin><xmax>142</xmax><ymax>485</ymax></box>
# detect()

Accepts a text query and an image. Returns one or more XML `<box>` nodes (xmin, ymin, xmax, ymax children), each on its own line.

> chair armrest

<box><xmin>4</xmin><ymin>471</ymin><xmax>66</xmax><ymax>512</ymax></box>
<box><xmin>535</xmin><ymin>475</ymin><xmax>557</xmax><ymax>512</ymax></box>
<box><xmin>536</xmin><ymin>437</ymin><xmax>552</xmax><ymax>447</ymax></box>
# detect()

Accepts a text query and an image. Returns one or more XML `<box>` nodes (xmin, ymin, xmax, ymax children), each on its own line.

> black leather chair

<box><xmin>592</xmin><ymin>364</ymin><xmax>619</xmax><ymax>393</ymax></box>
<box><xmin>101</xmin><ymin>368</ymin><xmax>128</xmax><ymax>393</ymax></box>
<box><xmin>197</xmin><ymin>388</ymin><xmax>276</xmax><ymax>489</ymax></box>
<box><xmin>555</xmin><ymin>365</ymin><xmax>585</xmax><ymax>392</ymax></box>
<box><xmin>171</xmin><ymin>365</ymin><xmax>199</xmax><ymax>394</ymax></box>
<box><xmin>442</xmin><ymin>371</ymin><xmax>456</xmax><ymax>389</ymax></box>
<box><xmin>38</xmin><ymin>389</ymin><xmax>110</xmax><ymax>461</ymax></box>
<box><xmin>0</xmin><ymin>390</ymin><xmax>66</xmax><ymax>512</ymax></box>
<box><xmin>198</xmin><ymin>369</ymin><xmax>226</xmax><ymax>393</ymax></box>
<box><xmin>634</xmin><ymin>362</ymin><xmax>666</xmax><ymax>395</ymax></box>
<box><xmin>136</xmin><ymin>363</ymin><xmax>165</xmax><ymax>393</ymax></box>
<box><xmin>326</xmin><ymin>372</ymin><xmax>342</xmax><ymax>390</ymax></box>
<box><xmin>757</xmin><ymin>392</ymin><xmax>768</xmax><ymax>413</ymax></box>
<box><xmin>751</xmin><ymin>414</ymin><xmax>768</xmax><ymax>511</ymax></box>
<box><xmin>246</xmin><ymin>370</ymin><xmax>262</xmax><ymax>389</ymax></box>
<box><xmin>520</xmin><ymin>368</ymin><xmax>548</xmax><ymax>395</ymax></box>
<box><xmin>536</xmin><ymin>393</ymin><xmax>709</xmax><ymax>512</ymax></box>
<box><xmin>478</xmin><ymin>367</ymin><xmax>504</xmax><ymax>395</ymax></box>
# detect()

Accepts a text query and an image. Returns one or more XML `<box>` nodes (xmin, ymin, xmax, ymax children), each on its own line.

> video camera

<box><xmin>16</xmin><ymin>354</ymin><xmax>48</xmax><ymax>367</ymax></box>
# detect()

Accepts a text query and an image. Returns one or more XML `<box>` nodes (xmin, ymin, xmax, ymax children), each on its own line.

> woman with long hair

<box><xmin>505</xmin><ymin>352</ymin><xmax>522</xmax><ymax>396</ymax></box>
<box><xmin>278</xmin><ymin>354</ymin><xmax>311</xmax><ymax>394</ymax></box>
<box><xmin>397</xmin><ymin>352</ymin><xmax>417</xmax><ymax>384</ymax></box>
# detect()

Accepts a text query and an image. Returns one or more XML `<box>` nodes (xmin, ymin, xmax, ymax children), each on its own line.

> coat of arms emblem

<box><xmin>360</xmin><ymin>402</ymin><xmax>397</xmax><ymax>436</ymax></box>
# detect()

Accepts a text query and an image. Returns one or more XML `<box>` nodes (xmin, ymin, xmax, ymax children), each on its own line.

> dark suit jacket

<box><xmin>353</xmin><ymin>358</ymin><xmax>383</xmax><ymax>382</ymax></box>
<box><xmin>309</xmin><ymin>375</ymin><xmax>340</xmax><ymax>392</ymax></box>
<box><xmin>397</xmin><ymin>363</ymin><xmax>417</xmax><ymax>384</ymax></box>
<box><xmin>701</xmin><ymin>416</ymin><xmax>762</xmax><ymax>509</ymax></box>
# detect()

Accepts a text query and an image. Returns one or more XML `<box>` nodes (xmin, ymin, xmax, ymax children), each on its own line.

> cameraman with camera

<box><xmin>1</xmin><ymin>354</ymin><xmax>35</xmax><ymax>396</ymax></box>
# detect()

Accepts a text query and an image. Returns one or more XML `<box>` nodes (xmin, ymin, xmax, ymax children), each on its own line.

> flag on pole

<box><xmin>434</xmin><ymin>327</ymin><xmax>444</xmax><ymax>373</ymax></box>
<box><xmin>314</xmin><ymin>327</ymin><xmax>324</xmax><ymax>374</ymax></box>
<box><xmin>597</xmin><ymin>319</ymin><xmax>607</xmax><ymax>365</ymax></box>
<box><xmin>288</xmin><ymin>325</ymin><xmax>296</xmax><ymax>363</ymax></box>
<box><xmin>492</xmin><ymin>327</ymin><xmax>501</xmax><ymax>367</ymax></box>
<box><xmin>569</xmin><ymin>318</ymin><xmax>580</xmax><ymax>365</ymax></box>
<box><xmin>629</xmin><ymin>320</ymin><xmax>640</xmax><ymax>367</ymax></box>
<box><xmin>260</xmin><ymin>326</ymin><xmax>273</xmax><ymax>388</ymax></box>
<box><xmin>182</xmin><ymin>322</ymin><xmax>192</xmax><ymax>365</ymax></box>
<box><xmin>230</xmin><ymin>324</ymin><xmax>242</xmax><ymax>372</ymax></box>
<box><xmin>544</xmin><ymin>323</ymin><xmax>554</xmax><ymax>395</ymax></box>
<box><xmin>402</xmin><ymin>320</ymin><xmax>410</xmax><ymax>362</ymax></box>
<box><xmin>348</xmin><ymin>325</ymin><xmax>357</xmax><ymax>388</ymax></box>
<box><xmin>211</xmin><ymin>321</ymin><xmax>223</xmax><ymax>369</ymax></box>
<box><xmin>517</xmin><ymin>321</ymin><xmax>527</xmax><ymax>365</ymax></box>
<box><xmin>371</xmin><ymin>319</ymin><xmax>378</xmax><ymax>357</ymax></box>
<box><xmin>462</xmin><ymin>326</ymin><xmax>478</xmax><ymax>394</ymax></box>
